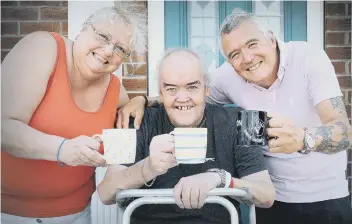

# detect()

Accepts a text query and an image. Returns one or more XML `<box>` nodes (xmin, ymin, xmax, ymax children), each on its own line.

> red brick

<box><xmin>135</xmin><ymin>64</ymin><xmax>147</xmax><ymax>75</ymax></box>
<box><xmin>325</xmin><ymin>3</ymin><xmax>346</xmax><ymax>16</ymax></box>
<box><xmin>122</xmin><ymin>63</ymin><xmax>147</xmax><ymax>76</ymax></box>
<box><xmin>20</xmin><ymin>22</ymin><xmax>60</xmax><ymax>34</ymax></box>
<box><xmin>1</xmin><ymin>50</ymin><xmax>10</xmax><ymax>62</ymax></box>
<box><xmin>19</xmin><ymin>1</ymin><xmax>61</xmax><ymax>6</ymax></box>
<box><xmin>325</xmin><ymin>32</ymin><xmax>345</xmax><ymax>45</ymax></box>
<box><xmin>326</xmin><ymin>47</ymin><xmax>351</xmax><ymax>60</ymax></box>
<box><xmin>1</xmin><ymin>1</ymin><xmax>18</xmax><ymax>7</ymax></box>
<box><xmin>115</xmin><ymin>1</ymin><xmax>147</xmax><ymax>12</ymax></box>
<box><xmin>122</xmin><ymin>78</ymin><xmax>147</xmax><ymax>91</ymax></box>
<box><xmin>326</xmin><ymin>18</ymin><xmax>351</xmax><ymax>31</ymax></box>
<box><xmin>332</xmin><ymin>62</ymin><xmax>346</xmax><ymax>74</ymax></box>
<box><xmin>337</xmin><ymin>76</ymin><xmax>352</xmax><ymax>89</ymax></box>
<box><xmin>40</xmin><ymin>7</ymin><xmax>67</xmax><ymax>20</ymax></box>
<box><xmin>61</xmin><ymin>22</ymin><xmax>68</xmax><ymax>35</ymax></box>
<box><xmin>127</xmin><ymin>93</ymin><xmax>146</xmax><ymax>100</ymax></box>
<box><xmin>125</xmin><ymin>52</ymin><xmax>147</xmax><ymax>63</ymax></box>
<box><xmin>1</xmin><ymin>36</ymin><xmax>23</xmax><ymax>49</ymax></box>
<box><xmin>133</xmin><ymin>4</ymin><xmax>147</xmax><ymax>13</ymax></box>
<box><xmin>342</xmin><ymin>90</ymin><xmax>347</xmax><ymax>102</ymax></box>
<box><xmin>1</xmin><ymin>7</ymin><xmax>38</xmax><ymax>21</ymax></box>
<box><xmin>1</xmin><ymin>22</ymin><xmax>18</xmax><ymax>35</ymax></box>
<box><xmin>62</xmin><ymin>1</ymin><xmax>68</xmax><ymax>7</ymax></box>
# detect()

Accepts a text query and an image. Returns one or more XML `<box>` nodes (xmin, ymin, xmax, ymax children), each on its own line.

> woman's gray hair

<box><xmin>219</xmin><ymin>8</ymin><xmax>271</xmax><ymax>59</ymax></box>
<box><xmin>157</xmin><ymin>48</ymin><xmax>210</xmax><ymax>90</ymax></box>
<box><xmin>83</xmin><ymin>2</ymin><xmax>147</xmax><ymax>55</ymax></box>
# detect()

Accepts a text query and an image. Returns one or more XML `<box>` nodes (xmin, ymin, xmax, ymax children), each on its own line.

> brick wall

<box><xmin>324</xmin><ymin>1</ymin><xmax>352</xmax><ymax>197</ymax></box>
<box><xmin>115</xmin><ymin>1</ymin><xmax>148</xmax><ymax>99</ymax></box>
<box><xmin>1</xmin><ymin>1</ymin><xmax>68</xmax><ymax>61</ymax></box>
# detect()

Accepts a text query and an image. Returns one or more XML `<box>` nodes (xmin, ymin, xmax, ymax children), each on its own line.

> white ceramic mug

<box><xmin>171</xmin><ymin>128</ymin><xmax>208</xmax><ymax>164</ymax></box>
<box><xmin>93</xmin><ymin>129</ymin><xmax>136</xmax><ymax>164</ymax></box>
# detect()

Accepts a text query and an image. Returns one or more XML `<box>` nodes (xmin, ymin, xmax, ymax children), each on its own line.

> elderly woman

<box><xmin>1</xmin><ymin>4</ymin><xmax>146</xmax><ymax>224</ymax></box>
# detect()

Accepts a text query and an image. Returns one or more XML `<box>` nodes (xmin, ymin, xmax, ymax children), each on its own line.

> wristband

<box><xmin>229</xmin><ymin>178</ymin><xmax>235</xmax><ymax>188</ymax></box>
<box><xmin>57</xmin><ymin>138</ymin><xmax>67</xmax><ymax>167</ymax></box>
<box><xmin>141</xmin><ymin>159</ymin><xmax>156</xmax><ymax>187</ymax></box>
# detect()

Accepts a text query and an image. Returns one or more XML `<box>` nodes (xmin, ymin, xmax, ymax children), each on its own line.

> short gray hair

<box><xmin>219</xmin><ymin>8</ymin><xmax>271</xmax><ymax>59</ymax></box>
<box><xmin>157</xmin><ymin>48</ymin><xmax>210</xmax><ymax>90</ymax></box>
<box><xmin>83</xmin><ymin>2</ymin><xmax>147</xmax><ymax>56</ymax></box>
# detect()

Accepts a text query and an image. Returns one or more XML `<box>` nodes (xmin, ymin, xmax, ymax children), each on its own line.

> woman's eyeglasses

<box><xmin>90</xmin><ymin>24</ymin><xmax>131</xmax><ymax>59</ymax></box>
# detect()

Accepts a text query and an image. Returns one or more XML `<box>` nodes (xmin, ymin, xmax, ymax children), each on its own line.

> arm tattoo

<box><xmin>330</xmin><ymin>97</ymin><xmax>348</xmax><ymax>117</ymax></box>
<box><xmin>314</xmin><ymin>122</ymin><xmax>350</xmax><ymax>154</ymax></box>
<box><xmin>314</xmin><ymin>97</ymin><xmax>351</xmax><ymax>154</ymax></box>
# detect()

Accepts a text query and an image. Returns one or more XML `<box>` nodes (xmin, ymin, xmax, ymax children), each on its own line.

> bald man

<box><xmin>98</xmin><ymin>49</ymin><xmax>275</xmax><ymax>224</ymax></box>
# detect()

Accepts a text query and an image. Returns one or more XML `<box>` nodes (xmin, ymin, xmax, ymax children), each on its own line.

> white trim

<box><xmin>307</xmin><ymin>1</ymin><xmax>324</xmax><ymax>49</ymax></box>
<box><xmin>147</xmin><ymin>1</ymin><xmax>164</xmax><ymax>97</ymax></box>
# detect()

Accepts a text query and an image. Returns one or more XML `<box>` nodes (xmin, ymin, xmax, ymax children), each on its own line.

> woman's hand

<box><xmin>116</xmin><ymin>96</ymin><xmax>146</xmax><ymax>129</ymax></box>
<box><xmin>59</xmin><ymin>136</ymin><xmax>106</xmax><ymax>167</ymax></box>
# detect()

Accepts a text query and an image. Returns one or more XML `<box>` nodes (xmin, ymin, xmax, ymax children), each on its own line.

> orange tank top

<box><xmin>1</xmin><ymin>33</ymin><xmax>120</xmax><ymax>217</ymax></box>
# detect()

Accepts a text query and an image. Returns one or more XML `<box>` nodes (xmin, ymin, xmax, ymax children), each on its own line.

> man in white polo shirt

<box><xmin>208</xmin><ymin>8</ymin><xmax>352</xmax><ymax>224</ymax></box>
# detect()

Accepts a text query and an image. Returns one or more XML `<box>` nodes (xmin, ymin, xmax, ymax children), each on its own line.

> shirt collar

<box><xmin>276</xmin><ymin>39</ymin><xmax>288</xmax><ymax>81</ymax></box>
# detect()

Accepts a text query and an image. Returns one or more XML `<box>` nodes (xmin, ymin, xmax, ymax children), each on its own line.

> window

<box><xmin>165</xmin><ymin>1</ymin><xmax>307</xmax><ymax>72</ymax></box>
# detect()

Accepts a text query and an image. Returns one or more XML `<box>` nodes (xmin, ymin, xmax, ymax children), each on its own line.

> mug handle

<box><xmin>168</xmin><ymin>131</ymin><xmax>175</xmax><ymax>154</ymax></box>
<box><xmin>265</xmin><ymin>117</ymin><xmax>270</xmax><ymax>141</ymax></box>
<box><xmin>265</xmin><ymin>118</ymin><xmax>278</xmax><ymax>141</ymax></box>
<box><xmin>92</xmin><ymin>134</ymin><xmax>103</xmax><ymax>143</ymax></box>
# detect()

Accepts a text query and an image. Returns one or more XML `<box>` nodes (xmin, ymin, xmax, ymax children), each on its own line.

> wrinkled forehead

<box><xmin>159</xmin><ymin>54</ymin><xmax>205</xmax><ymax>87</ymax></box>
<box><xmin>221</xmin><ymin>20</ymin><xmax>266</xmax><ymax>53</ymax></box>
<box><xmin>90</xmin><ymin>17</ymin><xmax>132</xmax><ymax>46</ymax></box>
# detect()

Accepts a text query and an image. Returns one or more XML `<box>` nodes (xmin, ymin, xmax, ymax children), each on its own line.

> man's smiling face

<box><xmin>159</xmin><ymin>51</ymin><xmax>208</xmax><ymax>127</ymax></box>
<box><xmin>222</xmin><ymin>20</ymin><xmax>278</xmax><ymax>88</ymax></box>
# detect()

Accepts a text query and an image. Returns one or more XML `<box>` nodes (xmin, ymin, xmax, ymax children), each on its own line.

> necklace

<box><xmin>197</xmin><ymin>116</ymin><xmax>207</xmax><ymax>128</ymax></box>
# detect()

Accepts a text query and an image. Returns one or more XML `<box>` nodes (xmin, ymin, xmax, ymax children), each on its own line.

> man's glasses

<box><xmin>90</xmin><ymin>24</ymin><xmax>131</xmax><ymax>59</ymax></box>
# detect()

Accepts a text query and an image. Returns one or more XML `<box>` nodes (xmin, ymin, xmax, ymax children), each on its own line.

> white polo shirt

<box><xmin>208</xmin><ymin>41</ymin><xmax>349</xmax><ymax>203</ymax></box>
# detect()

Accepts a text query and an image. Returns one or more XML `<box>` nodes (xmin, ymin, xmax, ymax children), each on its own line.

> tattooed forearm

<box><xmin>330</xmin><ymin>97</ymin><xmax>348</xmax><ymax>117</ymax></box>
<box><xmin>312</xmin><ymin>97</ymin><xmax>352</xmax><ymax>154</ymax></box>
<box><xmin>313</xmin><ymin>122</ymin><xmax>351</xmax><ymax>154</ymax></box>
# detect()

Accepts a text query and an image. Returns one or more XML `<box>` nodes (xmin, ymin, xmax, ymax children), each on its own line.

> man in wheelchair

<box><xmin>98</xmin><ymin>49</ymin><xmax>275</xmax><ymax>224</ymax></box>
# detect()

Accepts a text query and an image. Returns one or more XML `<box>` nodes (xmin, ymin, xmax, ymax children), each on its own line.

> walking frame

<box><xmin>116</xmin><ymin>188</ymin><xmax>256</xmax><ymax>224</ymax></box>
